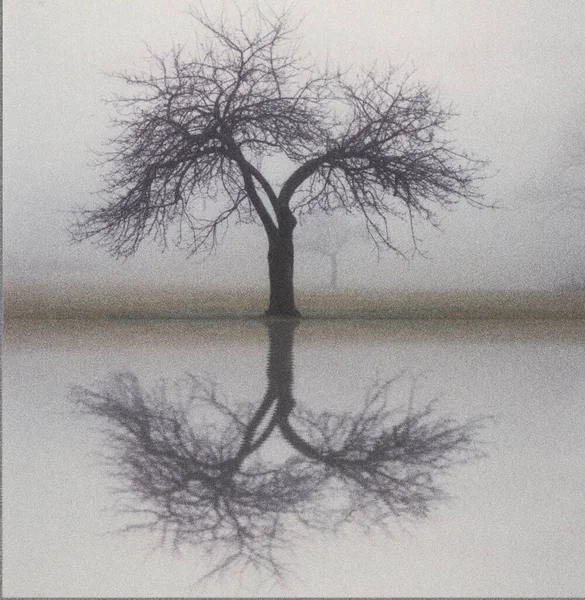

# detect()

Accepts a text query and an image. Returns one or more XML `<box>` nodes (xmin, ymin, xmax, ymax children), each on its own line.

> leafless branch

<box><xmin>71</xmin><ymin>368</ymin><xmax>488</xmax><ymax>582</ymax></box>
<box><xmin>71</xmin><ymin>5</ymin><xmax>487</xmax><ymax>261</ymax></box>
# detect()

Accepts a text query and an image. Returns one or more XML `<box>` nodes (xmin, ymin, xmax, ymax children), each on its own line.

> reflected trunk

<box><xmin>266</xmin><ymin>318</ymin><xmax>298</xmax><ymax>400</ymax></box>
<box><xmin>70</xmin><ymin>318</ymin><xmax>489</xmax><ymax>583</ymax></box>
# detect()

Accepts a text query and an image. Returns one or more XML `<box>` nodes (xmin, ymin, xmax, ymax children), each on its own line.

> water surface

<box><xmin>4</xmin><ymin>318</ymin><xmax>584</xmax><ymax>597</ymax></box>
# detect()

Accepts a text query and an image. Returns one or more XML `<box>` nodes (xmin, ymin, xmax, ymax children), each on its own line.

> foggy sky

<box><xmin>4</xmin><ymin>0</ymin><xmax>585</xmax><ymax>292</ymax></box>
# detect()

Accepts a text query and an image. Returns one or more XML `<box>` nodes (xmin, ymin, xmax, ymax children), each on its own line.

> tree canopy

<box><xmin>72</xmin><ymin>5</ymin><xmax>487</xmax><ymax>314</ymax></box>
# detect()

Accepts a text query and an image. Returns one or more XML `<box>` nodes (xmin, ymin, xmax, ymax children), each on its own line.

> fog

<box><xmin>4</xmin><ymin>318</ymin><xmax>585</xmax><ymax>596</ymax></box>
<box><xmin>4</xmin><ymin>5</ymin><xmax>585</xmax><ymax>594</ymax></box>
<box><xmin>4</xmin><ymin>0</ymin><xmax>585</xmax><ymax>297</ymax></box>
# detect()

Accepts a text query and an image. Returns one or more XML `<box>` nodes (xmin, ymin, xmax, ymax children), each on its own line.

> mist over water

<box><xmin>4</xmin><ymin>318</ymin><xmax>585</xmax><ymax>597</ymax></box>
<box><xmin>3</xmin><ymin>1</ymin><xmax>585</xmax><ymax>597</ymax></box>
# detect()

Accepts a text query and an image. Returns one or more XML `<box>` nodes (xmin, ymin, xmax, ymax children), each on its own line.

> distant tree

<box><xmin>528</xmin><ymin>107</ymin><xmax>585</xmax><ymax>214</ymax></box>
<box><xmin>297</xmin><ymin>215</ymin><xmax>365</xmax><ymax>289</ymax></box>
<box><xmin>71</xmin><ymin>6</ymin><xmax>486</xmax><ymax>316</ymax></box>
<box><xmin>555</xmin><ymin>272</ymin><xmax>585</xmax><ymax>292</ymax></box>
<box><xmin>524</xmin><ymin>107</ymin><xmax>584</xmax><ymax>290</ymax></box>
<box><xmin>555</xmin><ymin>111</ymin><xmax>585</xmax><ymax>211</ymax></box>
<box><xmin>71</xmin><ymin>320</ymin><xmax>488</xmax><ymax>582</ymax></box>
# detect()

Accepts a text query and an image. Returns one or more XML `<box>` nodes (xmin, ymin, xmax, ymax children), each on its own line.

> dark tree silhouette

<box><xmin>71</xmin><ymin>370</ymin><xmax>320</xmax><ymax>580</ymax></box>
<box><xmin>71</xmin><ymin>320</ymin><xmax>488</xmax><ymax>582</ymax></box>
<box><xmin>71</xmin><ymin>6</ymin><xmax>486</xmax><ymax>316</ymax></box>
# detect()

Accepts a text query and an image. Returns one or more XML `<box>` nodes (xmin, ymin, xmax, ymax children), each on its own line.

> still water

<box><xmin>3</xmin><ymin>318</ymin><xmax>585</xmax><ymax>597</ymax></box>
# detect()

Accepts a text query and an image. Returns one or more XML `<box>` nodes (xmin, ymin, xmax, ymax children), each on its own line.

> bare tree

<box><xmin>70</xmin><ymin>5</ymin><xmax>486</xmax><ymax>316</ymax></box>
<box><xmin>553</xmin><ymin>110</ymin><xmax>585</xmax><ymax>212</ymax></box>
<box><xmin>71</xmin><ymin>321</ymin><xmax>488</xmax><ymax>583</ymax></box>
<box><xmin>526</xmin><ymin>106</ymin><xmax>585</xmax><ymax>214</ymax></box>
<box><xmin>523</xmin><ymin>106</ymin><xmax>585</xmax><ymax>290</ymax></box>
<box><xmin>297</xmin><ymin>214</ymin><xmax>366</xmax><ymax>289</ymax></box>
<box><xmin>71</xmin><ymin>371</ymin><xmax>322</xmax><ymax>581</ymax></box>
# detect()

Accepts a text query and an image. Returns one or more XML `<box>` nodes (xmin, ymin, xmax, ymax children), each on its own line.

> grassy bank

<box><xmin>4</xmin><ymin>282</ymin><xmax>585</xmax><ymax>320</ymax></box>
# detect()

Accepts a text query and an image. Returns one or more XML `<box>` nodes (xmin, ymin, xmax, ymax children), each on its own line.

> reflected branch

<box><xmin>281</xmin><ymin>379</ymin><xmax>485</xmax><ymax>524</ymax></box>
<box><xmin>71</xmin><ymin>320</ymin><xmax>489</xmax><ymax>582</ymax></box>
<box><xmin>72</xmin><ymin>371</ymin><xmax>319</xmax><ymax>580</ymax></box>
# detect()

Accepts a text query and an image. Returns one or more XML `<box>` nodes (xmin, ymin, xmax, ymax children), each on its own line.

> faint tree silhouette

<box><xmin>523</xmin><ymin>107</ymin><xmax>585</xmax><ymax>291</ymax></box>
<box><xmin>71</xmin><ymin>320</ymin><xmax>488</xmax><ymax>582</ymax></box>
<box><xmin>71</xmin><ymin>5</ymin><xmax>487</xmax><ymax>316</ymax></box>
<box><xmin>525</xmin><ymin>105</ymin><xmax>584</xmax><ymax>215</ymax></box>
<box><xmin>551</xmin><ymin>111</ymin><xmax>585</xmax><ymax>212</ymax></box>
<box><xmin>297</xmin><ymin>215</ymin><xmax>367</xmax><ymax>289</ymax></box>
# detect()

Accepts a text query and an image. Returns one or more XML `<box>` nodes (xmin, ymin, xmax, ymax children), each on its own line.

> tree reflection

<box><xmin>71</xmin><ymin>320</ymin><xmax>488</xmax><ymax>581</ymax></box>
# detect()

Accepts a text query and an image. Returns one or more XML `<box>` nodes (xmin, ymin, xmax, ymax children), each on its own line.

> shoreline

<box><xmin>4</xmin><ymin>284</ymin><xmax>585</xmax><ymax>320</ymax></box>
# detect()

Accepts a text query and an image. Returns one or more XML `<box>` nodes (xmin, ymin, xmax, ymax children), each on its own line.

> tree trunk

<box><xmin>266</xmin><ymin>228</ymin><xmax>301</xmax><ymax>316</ymax></box>
<box><xmin>330</xmin><ymin>253</ymin><xmax>338</xmax><ymax>289</ymax></box>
